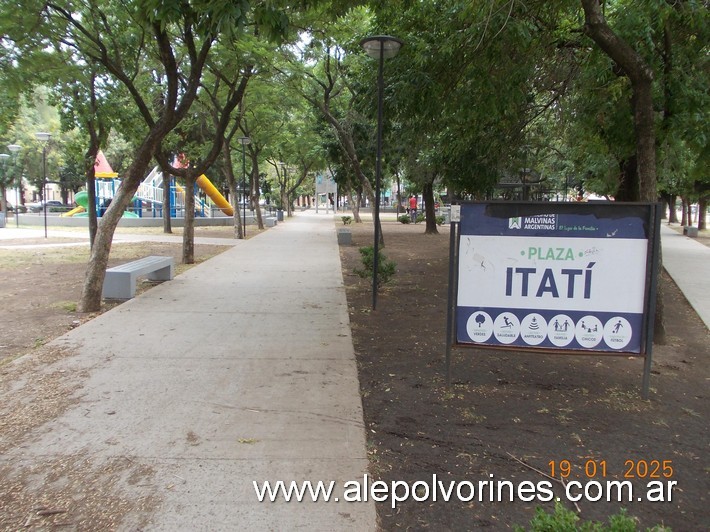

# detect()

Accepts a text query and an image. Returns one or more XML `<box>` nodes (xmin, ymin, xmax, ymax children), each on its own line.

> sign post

<box><xmin>446</xmin><ymin>202</ymin><xmax>661</xmax><ymax>398</ymax></box>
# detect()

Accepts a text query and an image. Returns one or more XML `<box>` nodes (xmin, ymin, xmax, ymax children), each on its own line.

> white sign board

<box><xmin>455</xmin><ymin>203</ymin><xmax>657</xmax><ymax>354</ymax></box>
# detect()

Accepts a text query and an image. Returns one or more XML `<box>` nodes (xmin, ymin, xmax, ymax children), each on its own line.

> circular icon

<box><xmin>548</xmin><ymin>314</ymin><xmax>575</xmax><ymax>347</ymax></box>
<box><xmin>520</xmin><ymin>313</ymin><xmax>548</xmax><ymax>346</ymax></box>
<box><xmin>575</xmin><ymin>316</ymin><xmax>603</xmax><ymax>348</ymax></box>
<box><xmin>493</xmin><ymin>312</ymin><xmax>520</xmax><ymax>344</ymax></box>
<box><xmin>466</xmin><ymin>311</ymin><xmax>493</xmax><ymax>343</ymax></box>
<box><xmin>603</xmin><ymin>317</ymin><xmax>632</xmax><ymax>349</ymax></box>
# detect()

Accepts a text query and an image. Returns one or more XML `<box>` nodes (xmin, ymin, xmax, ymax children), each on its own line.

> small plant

<box><xmin>398</xmin><ymin>214</ymin><xmax>410</xmax><ymax>224</ymax></box>
<box><xmin>354</xmin><ymin>246</ymin><xmax>396</xmax><ymax>286</ymax></box>
<box><xmin>415</xmin><ymin>213</ymin><xmax>425</xmax><ymax>223</ymax></box>
<box><xmin>515</xmin><ymin>502</ymin><xmax>669</xmax><ymax>531</ymax></box>
<box><xmin>341</xmin><ymin>215</ymin><xmax>353</xmax><ymax>225</ymax></box>
<box><xmin>436</xmin><ymin>215</ymin><xmax>446</xmax><ymax>225</ymax></box>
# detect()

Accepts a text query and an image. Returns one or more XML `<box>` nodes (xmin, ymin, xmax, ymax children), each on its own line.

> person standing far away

<box><xmin>409</xmin><ymin>195</ymin><xmax>418</xmax><ymax>223</ymax></box>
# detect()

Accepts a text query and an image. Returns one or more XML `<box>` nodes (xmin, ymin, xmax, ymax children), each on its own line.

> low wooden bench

<box><xmin>102</xmin><ymin>256</ymin><xmax>174</xmax><ymax>299</ymax></box>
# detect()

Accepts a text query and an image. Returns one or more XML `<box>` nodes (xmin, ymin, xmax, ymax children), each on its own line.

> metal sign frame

<box><xmin>445</xmin><ymin>201</ymin><xmax>662</xmax><ymax>399</ymax></box>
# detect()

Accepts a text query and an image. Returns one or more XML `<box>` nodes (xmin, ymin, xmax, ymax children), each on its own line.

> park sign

<box><xmin>445</xmin><ymin>202</ymin><xmax>662</xmax><ymax>397</ymax></box>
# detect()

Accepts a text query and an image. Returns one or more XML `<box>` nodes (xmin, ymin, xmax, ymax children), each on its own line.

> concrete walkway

<box><xmin>660</xmin><ymin>224</ymin><xmax>710</xmax><ymax>330</ymax></box>
<box><xmin>3</xmin><ymin>212</ymin><xmax>374</xmax><ymax>530</ymax></box>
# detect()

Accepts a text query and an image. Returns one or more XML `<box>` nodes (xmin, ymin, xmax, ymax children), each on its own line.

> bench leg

<box><xmin>102</xmin><ymin>272</ymin><xmax>136</xmax><ymax>299</ymax></box>
<box><xmin>147</xmin><ymin>264</ymin><xmax>174</xmax><ymax>281</ymax></box>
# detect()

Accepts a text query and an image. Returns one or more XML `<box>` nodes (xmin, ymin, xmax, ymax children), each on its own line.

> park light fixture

<box><xmin>35</xmin><ymin>132</ymin><xmax>52</xmax><ymax>238</ymax></box>
<box><xmin>359</xmin><ymin>35</ymin><xmax>403</xmax><ymax>311</ymax></box>
<box><xmin>236</xmin><ymin>136</ymin><xmax>251</xmax><ymax>238</ymax></box>
<box><xmin>0</xmin><ymin>153</ymin><xmax>9</xmax><ymax>226</ymax></box>
<box><xmin>8</xmin><ymin>144</ymin><xmax>21</xmax><ymax>227</ymax></box>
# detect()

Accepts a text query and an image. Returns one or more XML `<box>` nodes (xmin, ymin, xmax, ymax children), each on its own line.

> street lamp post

<box><xmin>360</xmin><ymin>35</ymin><xmax>403</xmax><ymax>311</ymax></box>
<box><xmin>0</xmin><ymin>154</ymin><xmax>8</xmax><ymax>225</ymax></box>
<box><xmin>236</xmin><ymin>137</ymin><xmax>251</xmax><ymax>238</ymax></box>
<box><xmin>35</xmin><ymin>132</ymin><xmax>52</xmax><ymax>238</ymax></box>
<box><xmin>8</xmin><ymin>144</ymin><xmax>21</xmax><ymax>227</ymax></box>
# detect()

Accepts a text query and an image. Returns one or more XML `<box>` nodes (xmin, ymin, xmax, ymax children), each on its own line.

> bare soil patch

<box><xmin>340</xmin><ymin>221</ymin><xmax>708</xmax><ymax>530</ymax></box>
<box><xmin>0</xmin><ymin>232</ymin><xmax>234</xmax><ymax>366</ymax></box>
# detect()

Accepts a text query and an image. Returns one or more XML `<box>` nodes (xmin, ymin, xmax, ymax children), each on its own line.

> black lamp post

<box><xmin>236</xmin><ymin>137</ymin><xmax>250</xmax><ymax>238</ymax></box>
<box><xmin>360</xmin><ymin>35</ymin><xmax>403</xmax><ymax>311</ymax></box>
<box><xmin>0</xmin><ymin>154</ymin><xmax>8</xmax><ymax>224</ymax></box>
<box><xmin>35</xmin><ymin>132</ymin><xmax>52</xmax><ymax>238</ymax></box>
<box><xmin>8</xmin><ymin>144</ymin><xmax>21</xmax><ymax>227</ymax></box>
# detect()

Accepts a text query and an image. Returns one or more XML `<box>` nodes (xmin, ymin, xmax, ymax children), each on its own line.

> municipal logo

<box><xmin>509</xmin><ymin>217</ymin><xmax>522</xmax><ymax>229</ymax></box>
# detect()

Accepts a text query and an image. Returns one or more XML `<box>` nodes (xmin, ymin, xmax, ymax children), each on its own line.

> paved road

<box><xmin>2</xmin><ymin>212</ymin><xmax>374</xmax><ymax>530</ymax></box>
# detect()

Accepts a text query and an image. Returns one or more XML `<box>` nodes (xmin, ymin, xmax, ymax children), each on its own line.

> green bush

<box><xmin>436</xmin><ymin>215</ymin><xmax>446</xmax><ymax>225</ymax></box>
<box><xmin>516</xmin><ymin>502</ymin><xmax>670</xmax><ymax>532</ymax></box>
<box><xmin>415</xmin><ymin>213</ymin><xmax>425</xmax><ymax>223</ymax></box>
<box><xmin>354</xmin><ymin>246</ymin><xmax>396</xmax><ymax>286</ymax></box>
<box><xmin>398</xmin><ymin>214</ymin><xmax>410</xmax><ymax>224</ymax></box>
<box><xmin>341</xmin><ymin>215</ymin><xmax>353</xmax><ymax>225</ymax></box>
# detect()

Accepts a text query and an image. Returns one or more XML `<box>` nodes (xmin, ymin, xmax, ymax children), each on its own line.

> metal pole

<box><xmin>42</xmin><ymin>145</ymin><xmax>48</xmax><ymax>238</ymax></box>
<box><xmin>242</xmin><ymin>143</ymin><xmax>246</xmax><ymax>238</ymax></box>
<box><xmin>445</xmin><ymin>219</ymin><xmax>458</xmax><ymax>386</ymax></box>
<box><xmin>641</xmin><ymin>203</ymin><xmax>662</xmax><ymax>400</ymax></box>
<box><xmin>372</xmin><ymin>45</ymin><xmax>385</xmax><ymax>310</ymax></box>
<box><xmin>15</xmin><ymin>179</ymin><xmax>20</xmax><ymax>227</ymax></box>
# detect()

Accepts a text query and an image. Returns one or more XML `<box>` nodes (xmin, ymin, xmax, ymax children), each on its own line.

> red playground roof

<box><xmin>95</xmin><ymin>150</ymin><xmax>118</xmax><ymax>178</ymax></box>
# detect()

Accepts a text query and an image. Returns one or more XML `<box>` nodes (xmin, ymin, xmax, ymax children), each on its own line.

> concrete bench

<box><xmin>102</xmin><ymin>255</ymin><xmax>174</xmax><ymax>299</ymax></box>
<box><xmin>683</xmin><ymin>225</ymin><xmax>699</xmax><ymax>238</ymax></box>
<box><xmin>337</xmin><ymin>228</ymin><xmax>352</xmax><ymax>245</ymax></box>
<box><xmin>265</xmin><ymin>216</ymin><xmax>278</xmax><ymax>227</ymax></box>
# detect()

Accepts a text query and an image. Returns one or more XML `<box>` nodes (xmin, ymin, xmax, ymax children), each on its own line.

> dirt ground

<box><xmin>0</xmin><ymin>220</ymin><xmax>707</xmax><ymax>530</ymax></box>
<box><xmin>0</xmin><ymin>227</ymin><xmax>239</xmax><ymax>367</ymax></box>
<box><xmin>339</xmin><ymin>221</ymin><xmax>708</xmax><ymax>531</ymax></box>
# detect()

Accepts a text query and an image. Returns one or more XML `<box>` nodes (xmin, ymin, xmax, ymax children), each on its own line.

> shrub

<box><xmin>436</xmin><ymin>215</ymin><xmax>446</xmax><ymax>225</ymax></box>
<box><xmin>354</xmin><ymin>246</ymin><xmax>396</xmax><ymax>286</ymax></box>
<box><xmin>341</xmin><ymin>215</ymin><xmax>353</xmax><ymax>225</ymax></box>
<box><xmin>415</xmin><ymin>213</ymin><xmax>425</xmax><ymax>223</ymax></box>
<box><xmin>516</xmin><ymin>502</ymin><xmax>669</xmax><ymax>532</ymax></box>
<box><xmin>398</xmin><ymin>214</ymin><xmax>410</xmax><ymax>224</ymax></box>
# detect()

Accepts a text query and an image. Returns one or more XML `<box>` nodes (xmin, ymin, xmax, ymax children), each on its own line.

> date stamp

<box><xmin>549</xmin><ymin>459</ymin><xmax>674</xmax><ymax>480</ymax></box>
<box><xmin>548</xmin><ymin>459</ymin><xmax>677</xmax><ymax>503</ymax></box>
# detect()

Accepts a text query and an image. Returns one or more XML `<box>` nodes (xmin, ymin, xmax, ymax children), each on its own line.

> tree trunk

<box><xmin>350</xmin><ymin>190</ymin><xmax>362</xmax><ymax>223</ymax></box>
<box><xmin>220</xmin><ymin>139</ymin><xmax>242</xmax><ymax>239</ymax></box>
<box><xmin>162</xmin><ymin>172</ymin><xmax>172</xmax><ymax>233</ymax></box>
<box><xmin>182</xmin><ymin>174</ymin><xmax>196</xmax><ymax>264</ymax></box>
<box><xmin>581</xmin><ymin>0</ymin><xmax>662</xmax><ymax>343</ymax></box>
<box><xmin>663</xmin><ymin>193</ymin><xmax>678</xmax><ymax>223</ymax></box>
<box><xmin>581</xmin><ymin>0</ymin><xmax>657</xmax><ymax>201</ymax></box>
<box><xmin>84</xmin><ymin>137</ymin><xmax>100</xmax><ymax>249</ymax></box>
<box><xmin>0</xmin><ymin>185</ymin><xmax>7</xmax><ymax>217</ymax></box>
<box><xmin>616</xmin><ymin>156</ymin><xmax>639</xmax><ymax>201</ymax></box>
<box><xmin>250</xmin><ymin>157</ymin><xmax>264</xmax><ymax>230</ymax></box>
<box><xmin>423</xmin><ymin>180</ymin><xmax>438</xmax><ymax>235</ymax></box>
<box><xmin>698</xmin><ymin>197</ymin><xmax>707</xmax><ymax>230</ymax></box>
<box><xmin>680</xmin><ymin>197</ymin><xmax>689</xmax><ymax>226</ymax></box>
<box><xmin>79</xmin><ymin>138</ymin><xmax>159</xmax><ymax>312</ymax></box>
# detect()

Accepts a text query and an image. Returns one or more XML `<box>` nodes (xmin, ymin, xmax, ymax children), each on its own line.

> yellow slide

<box><xmin>196</xmin><ymin>174</ymin><xmax>233</xmax><ymax>216</ymax></box>
<box><xmin>61</xmin><ymin>205</ymin><xmax>86</xmax><ymax>217</ymax></box>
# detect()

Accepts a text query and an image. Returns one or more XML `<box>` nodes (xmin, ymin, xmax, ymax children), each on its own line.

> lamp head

<box><xmin>8</xmin><ymin>144</ymin><xmax>21</xmax><ymax>153</ymax></box>
<box><xmin>35</xmin><ymin>132</ymin><xmax>52</xmax><ymax>142</ymax></box>
<box><xmin>360</xmin><ymin>35</ymin><xmax>403</xmax><ymax>60</ymax></box>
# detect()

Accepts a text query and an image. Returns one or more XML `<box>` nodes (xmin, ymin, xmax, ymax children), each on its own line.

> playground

<box><xmin>59</xmin><ymin>151</ymin><xmax>237</xmax><ymax>221</ymax></box>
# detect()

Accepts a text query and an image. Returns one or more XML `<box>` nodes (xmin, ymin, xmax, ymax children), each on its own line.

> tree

<box><xmin>12</xmin><ymin>0</ymin><xmax>289</xmax><ymax>310</ymax></box>
<box><xmin>580</xmin><ymin>0</ymin><xmax>656</xmax><ymax>202</ymax></box>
